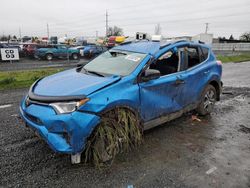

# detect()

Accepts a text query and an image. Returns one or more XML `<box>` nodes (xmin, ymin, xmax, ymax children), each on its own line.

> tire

<box><xmin>72</xmin><ymin>53</ymin><xmax>79</xmax><ymax>60</ymax></box>
<box><xmin>83</xmin><ymin>108</ymin><xmax>142</xmax><ymax>166</ymax></box>
<box><xmin>46</xmin><ymin>53</ymin><xmax>53</xmax><ymax>61</ymax></box>
<box><xmin>196</xmin><ymin>85</ymin><xmax>217</xmax><ymax>115</ymax></box>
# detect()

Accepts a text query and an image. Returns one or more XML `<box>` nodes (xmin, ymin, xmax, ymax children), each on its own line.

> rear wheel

<box><xmin>46</xmin><ymin>53</ymin><xmax>53</xmax><ymax>61</ymax></box>
<box><xmin>196</xmin><ymin>85</ymin><xmax>216</xmax><ymax>115</ymax></box>
<box><xmin>83</xmin><ymin>108</ymin><xmax>143</xmax><ymax>166</ymax></box>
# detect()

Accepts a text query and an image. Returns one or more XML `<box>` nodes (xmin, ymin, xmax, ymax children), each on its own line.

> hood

<box><xmin>32</xmin><ymin>69</ymin><xmax>121</xmax><ymax>97</ymax></box>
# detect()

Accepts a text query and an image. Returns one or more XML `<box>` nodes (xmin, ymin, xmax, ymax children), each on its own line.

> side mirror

<box><xmin>76</xmin><ymin>63</ymin><xmax>84</xmax><ymax>72</ymax></box>
<box><xmin>142</xmin><ymin>69</ymin><xmax>161</xmax><ymax>82</ymax></box>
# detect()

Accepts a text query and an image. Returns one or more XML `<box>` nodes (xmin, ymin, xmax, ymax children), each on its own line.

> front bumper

<box><xmin>19</xmin><ymin>98</ymin><xmax>100</xmax><ymax>154</ymax></box>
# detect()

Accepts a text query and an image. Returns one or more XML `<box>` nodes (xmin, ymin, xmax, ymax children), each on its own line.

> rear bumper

<box><xmin>19</xmin><ymin>97</ymin><xmax>100</xmax><ymax>154</ymax></box>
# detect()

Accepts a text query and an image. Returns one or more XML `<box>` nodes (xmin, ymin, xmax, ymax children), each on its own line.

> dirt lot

<box><xmin>0</xmin><ymin>62</ymin><xmax>250</xmax><ymax>188</ymax></box>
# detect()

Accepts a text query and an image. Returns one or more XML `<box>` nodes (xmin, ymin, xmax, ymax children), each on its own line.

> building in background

<box><xmin>192</xmin><ymin>33</ymin><xmax>213</xmax><ymax>44</ymax></box>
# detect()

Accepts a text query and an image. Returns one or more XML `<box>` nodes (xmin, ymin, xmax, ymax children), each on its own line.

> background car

<box><xmin>82</xmin><ymin>45</ymin><xmax>107</xmax><ymax>58</ymax></box>
<box><xmin>34</xmin><ymin>44</ymin><xmax>80</xmax><ymax>61</ymax></box>
<box><xmin>23</xmin><ymin>43</ymin><xmax>54</xmax><ymax>58</ymax></box>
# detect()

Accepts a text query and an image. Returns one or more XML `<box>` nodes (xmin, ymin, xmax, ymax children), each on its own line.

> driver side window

<box><xmin>149</xmin><ymin>49</ymin><xmax>180</xmax><ymax>76</ymax></box>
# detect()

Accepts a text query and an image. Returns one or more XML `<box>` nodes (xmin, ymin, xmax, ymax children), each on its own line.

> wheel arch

<box><xmin>46</xmin><ymin>52</ymin><xmax>53</xmax><ymax>57</ymax></box>
<box><xmin>99</xmin><ymin>104</ymin><xmax>141</xmax><ymax>122</ymax></box>
<box><xmin>208</xmin><ymin>80</ymin><xmax>222</xmax><ymax>101</ymax></box>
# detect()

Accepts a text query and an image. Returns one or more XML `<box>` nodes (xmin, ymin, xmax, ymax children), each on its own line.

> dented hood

<box><xmin>32</xmin><ymin>69</ymin><xmax>120</xmax><ymax>98</ymax></box>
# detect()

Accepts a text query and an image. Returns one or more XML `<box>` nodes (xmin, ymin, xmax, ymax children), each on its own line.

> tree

<box><xmin>154</xmin><ymin>23</ymin><xmax>161</xmax><ymax>35</ymax></box>
<box><xmin>108</xmin><ymin>26</ymin><xmax>123</xmax><ymax>36</ymax></box>
<box><xmin>0</xmin><ymin>35</ymin><xmax>8</xmax><ymax>41</ymax></box>
<box><xmin>229</xmin><ymin>34</ymin><xmax>234</xmax><ymax>40</ymax></box>
<box><xmin>218</xmin><ymin>36</ymin><xmax>226</xmax><ymax>40</ymax></box>
<box><xmin>240</xmin><ymin>32</ymin><xmax>250</xmax><ymax>41</ymax></box>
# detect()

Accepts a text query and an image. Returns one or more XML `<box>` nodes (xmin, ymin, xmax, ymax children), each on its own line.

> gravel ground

<box><xmin>0</xmin><ymin>62</ymin><xmax>250</xmax><ymax>188</ymax></box>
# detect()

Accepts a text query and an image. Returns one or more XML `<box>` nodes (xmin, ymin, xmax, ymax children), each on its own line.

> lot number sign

<box><xmin>1</xmin><ymin>48</ymin><xmax>19</xmax><ymax>61</ymax></box>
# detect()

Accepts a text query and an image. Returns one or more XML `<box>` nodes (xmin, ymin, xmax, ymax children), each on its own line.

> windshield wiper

<box><xmin>82</xmin><ymin>68</ymin><xmax>105</xmax><ymax>77</ymax></box>
<box><xmin>87</xmin><ymin>70</ymin><xmax>105</xmax><ymax>77</ymax></box>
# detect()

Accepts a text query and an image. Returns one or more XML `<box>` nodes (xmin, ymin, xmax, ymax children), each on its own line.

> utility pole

<box><xmin>105</xmin><ymin>10</ymin><xmax>108</xmax><ymax>37</ymax></box>
<box><xmin>205</xmin><ymin>23</ymin><xmax>209</xmax><ymax>34</ymax></box>
<box><xmin>19</xmin><ymin>27</ymin><xmax>22</xmax><ymax>39</ymax></box>
<box><xmin>47</xmin><ymin>23</ymin><xmax>50</xmax><ymax>39</ymax></box>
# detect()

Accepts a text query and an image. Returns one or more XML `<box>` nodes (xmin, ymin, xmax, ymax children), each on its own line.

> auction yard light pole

<box><xmin>205</xmin><ymin>23</ymin><xmax>209</xmax><ymax>34</ymax></box>
<box><xmin>105</xmin><ymin>10</ymin><xmax>108</xmax><ymax>37</ymax></box>
<box><xmin>19</xmin><ymin>27</ymin><xmax>22</xmax><ymax>39</ymax></box>
<box><xmin>47</xmin><ymin>23</ymin><xmax>50</xmax><ymax>39</ymax></box>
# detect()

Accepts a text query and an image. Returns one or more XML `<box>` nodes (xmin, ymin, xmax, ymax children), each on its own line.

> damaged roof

<box><xmin>112</xmin><ymin>41</ymin><xmax>161</xmax><ymax>55</ymax></box>
<box><xmin>112</xmin><ymin>40</ymin><xmax>190</xmax><ymax>55</ymax></box>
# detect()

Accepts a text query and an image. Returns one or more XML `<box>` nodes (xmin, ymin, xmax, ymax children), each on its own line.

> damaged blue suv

<box><xmin>20</xmin><ymin>40</ymin><xmax>222</xmax><ymax>164</ymax></box>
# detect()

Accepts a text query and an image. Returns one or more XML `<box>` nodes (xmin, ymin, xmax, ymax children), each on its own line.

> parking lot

<box><xmin>0</xmin><ymin>58</ymin><xmax>89</xmax><ymax>71</ymax></box>
<box><xmin>0</xmin><ymin>61</ymin><xmax>249</xmax><ymax>188</ymax></box>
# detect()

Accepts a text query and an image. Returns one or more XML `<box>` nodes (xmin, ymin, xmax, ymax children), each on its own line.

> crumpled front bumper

<box><xmin>19</xmin><ymin>97</ymin><xmax>100</xmax><ymax>154</ymax></box>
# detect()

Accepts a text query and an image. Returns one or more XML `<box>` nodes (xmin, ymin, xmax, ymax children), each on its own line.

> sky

<box><xmin>1</xmin><ymin>0</ymin><xmax>250</xmax><ymax>39</ymax></box>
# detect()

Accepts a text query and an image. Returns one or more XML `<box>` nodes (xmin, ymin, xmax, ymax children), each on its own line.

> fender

<box><xmin>199</xmin><ymin>77</ymin><xmax>222</xmax><ymax>102</ymax></box>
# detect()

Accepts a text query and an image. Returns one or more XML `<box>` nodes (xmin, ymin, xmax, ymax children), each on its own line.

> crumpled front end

<box><xmin>19</xmin><ymin>96</ymin><xmax>100</xmax><ymax>154</ymax></box>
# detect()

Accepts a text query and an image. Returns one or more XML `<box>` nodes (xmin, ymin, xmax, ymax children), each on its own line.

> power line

<box><xmin>9</xmin><ymin>1</ymin><xmax>250</xmax><ymax>35</ymax></box>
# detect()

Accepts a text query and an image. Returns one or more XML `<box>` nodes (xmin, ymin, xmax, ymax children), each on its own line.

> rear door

<box><xmin>180</xmin><ymin>45</ymin><xmax>211</xmax><ymax>106</ymax></box>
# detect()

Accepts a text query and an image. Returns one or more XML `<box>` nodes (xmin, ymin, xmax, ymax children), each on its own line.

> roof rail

<box><xmin>119</xmin><ymin>40</ymin><xmax>133</xmax><ymax>45</ymax></box>
<box><xmin>160</xmin><ymin>39</ymin><xmax>188</xmax><ymax>49</ymax></box>
<box><xmin>120</xmin><ymin>39</ymin><xmax>150</xmax><ymax>45</ymax></box>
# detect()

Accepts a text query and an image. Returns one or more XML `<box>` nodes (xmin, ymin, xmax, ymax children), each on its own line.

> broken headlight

<box><xmin>50</xmin><ymin>98</ymin><xmax>89</xmax><ymax>114</ymax></box>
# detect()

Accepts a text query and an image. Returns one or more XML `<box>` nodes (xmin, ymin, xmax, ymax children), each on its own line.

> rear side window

<box><xmin>187</xmin><ymin>47</ymin><xmax>200</xmax><ymax>68</ymax></box>
<box><xmin>200</xmin><ymin>47</ymin><xmax>209</xmax><ymax>62</ymax></box>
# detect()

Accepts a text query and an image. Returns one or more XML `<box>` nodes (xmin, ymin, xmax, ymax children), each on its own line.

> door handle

<box><xmin>175</xmin><ymin>79</ymin><xmax>185</xmax><ymax>85</ymax></box>
<box><xmin>204</xmin><ymin>70</ymin><xmax>210</xmax><ymax>74</ymax></box>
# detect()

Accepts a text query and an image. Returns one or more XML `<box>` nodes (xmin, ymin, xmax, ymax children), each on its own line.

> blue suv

<box><xmin>20</xmin><ymin>40</ymin><xmax>222</xmax><ymax>164</ymax></box>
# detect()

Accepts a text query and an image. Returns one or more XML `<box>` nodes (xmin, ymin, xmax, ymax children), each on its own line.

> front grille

<box><xmin>24</xmin><ymin>112</ymin><xmax>43</xmax><ymax>125</ymax></box>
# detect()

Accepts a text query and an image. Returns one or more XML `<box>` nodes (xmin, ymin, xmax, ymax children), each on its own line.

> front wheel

<box><xmin>46</xmin><ymin>53</ymin><xmax>53</xmax><ymax>61</ymax></box>
<box><xmin>196</xmin><ymin>85</ymin><xmax>217</xmax><ymax>115</ymax></box>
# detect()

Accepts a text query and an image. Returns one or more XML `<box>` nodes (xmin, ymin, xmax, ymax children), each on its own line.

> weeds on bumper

<box><xmin>83</xmin><ymin>108</ymin><xmax>143</xmax><ymax>168</ymax></box>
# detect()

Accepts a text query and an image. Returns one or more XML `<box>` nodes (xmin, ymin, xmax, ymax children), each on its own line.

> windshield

<box><xmin>83</xmin><ymin>50</ymin><xmax>147</xmax><ymax>76</ymax></box>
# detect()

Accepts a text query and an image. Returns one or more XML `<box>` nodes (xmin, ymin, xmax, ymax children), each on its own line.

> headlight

<box><xmin>50</xmin><ymin>98</ymin><xmax>89</xmax><ymax>114</ymax></box>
